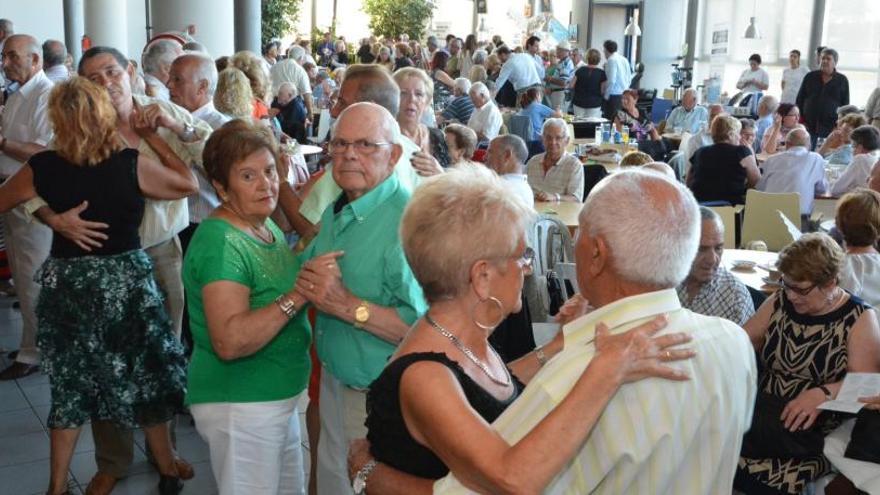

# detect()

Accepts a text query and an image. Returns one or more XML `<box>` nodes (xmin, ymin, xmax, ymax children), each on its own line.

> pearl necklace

<box><xmin>222</xmin><ymin>203</ymin><xmax>274</xmax><ymax>244</ymax></box>
<box><xmin>424</xmin><ymin>314</ymin><xmax>511</xmax><ymax>387</ymax></box>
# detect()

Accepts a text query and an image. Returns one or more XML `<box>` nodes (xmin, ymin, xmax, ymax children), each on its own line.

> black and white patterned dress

<box><xmin>736</xmin><ymin>291</ymin><xmax>868</xmax><ymax>495</ymax></box>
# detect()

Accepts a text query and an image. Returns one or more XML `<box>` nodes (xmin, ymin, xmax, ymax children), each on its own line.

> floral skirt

<box><xmin>35</xmin><ymin>250</ymin><xmax>186</xmax><ymax>429</ymax></box>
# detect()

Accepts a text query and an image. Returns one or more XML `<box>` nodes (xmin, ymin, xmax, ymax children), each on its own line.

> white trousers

<box><xmin>1</xmin><ymin>206</ymin><xmax>51</xmax><ymax>365</ymax></box>
<box><xmin>572</xmin><ymin>105</ymin><xmax>603</xmax><ymax>118</ymax></box>
<box><xmin>191</xmin><ymin>396</ymin><xmax>305</xmax><ymax>495</ymax></box>
<box><xmin>316</xmin><ymin>368</ymin><xmax>368</xmax><ymax>495</ymax></box>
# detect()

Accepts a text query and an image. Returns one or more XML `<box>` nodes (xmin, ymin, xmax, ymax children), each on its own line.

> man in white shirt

<box><xmin>141</xmin><ymin>39</ymin><xmax>183</xmax><ymax>101</ymax></box>
<box><xmin>781</xmin><ymin>49</ymin><xmax>809</xmax><ymax>104</ymax></box>
<box><xmin>736</xmin><ymin>53</ymin><xmax>770</xmax><ymax>94</ymax></box>
<box><xmin>830</xmin><ymin>125</ymin><xmax>880</xmax><ymax>197</ymax></box>
<box><xmin>570</xmin><ymin>47</ymin><xmax>587</xmax><ymax>69</ymax></box>
<box><xmin>492</xmin><ymin>45</ymin><xmax>541</xmax><ymax>107</ymax></box>
<box><xmin>665</xmin><ymin>88</ymin><xmax>709</xmax><ymax>134</ymax></box>
<box><xmin>270</xmin><ymin>45</ymin><xmax>314</xmax><ymax>119</ymax></box>
<box><xmin>485</xmin><ymin>134</ymin><xmax>534</xmax><ymax>208</ymax></box>
<box><xmin>675</xmin><ymin>103</ymin><xmax>724</xmax><ymax>177</ymax></box>
<box><xmin>757</xmin><ymin>128</ymin><xmax>827</xmax><ymax>218</ymax></box>
<box><xmin>525</xmin><ymin>35</ymin><xmax>545</xmax><ymax>78</ymax></box>
<box><xmin>526</xmin><ymin>118</ymin><xmax>584</xmax><ymax>202</ymax></box>
<box><xmin>602</xmin><ymin>39</ymin><xmax>632</xmax><ymax>120</ymax></box>
<box><xmin>41</xmin><ymin>39</ymin><xmax>69</xmax><ymax>83</ymax></box>
<box><xmin>467</xmin><ymin>82</ymin><xmax>502</xmax><ymax>143</ymax></box>
<box><xmin>0</xmin><ymin>34</ymin><xmax>54</xmax><ymax>381</ymax></box>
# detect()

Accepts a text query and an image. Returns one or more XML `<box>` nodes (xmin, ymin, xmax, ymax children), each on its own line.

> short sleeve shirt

<box><xmin>526</xmin><ymin>153</ymin><xmax>585</xmax><ymax>200</ymax></box>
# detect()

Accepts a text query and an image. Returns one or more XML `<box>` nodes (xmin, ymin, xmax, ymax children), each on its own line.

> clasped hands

<box><xmin>294</xmin><ymin>250</ymin><xmax>356</xmax><ymax>319</ymax></box>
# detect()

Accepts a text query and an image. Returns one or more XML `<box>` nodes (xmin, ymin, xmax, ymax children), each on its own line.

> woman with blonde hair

<box><xmin>836</xmin><ymin>188</ymin><xmax>880</xmax><ymax>306</ymax></box>
<box><xmin>376</xmin><ymin>45</ymin><xmax>394</xmax><ymax>72</ymax></box>
<box><xmin>688</xmin><ymin>114</ymin><xmax>761</xmax><ymax>204</ymax></box>
<box><xmin>229</xmin><ymin>50</ymin><xmax>271</xmax><ymax>119</ymax></box>
<box><xmin>393</xmin><ymin>67</ymin><xmax>450</xmax><ymax>171</ymax></box>
<box><xmin>214</xmin><ymin>68</ymin><xmax>255</xmax><ymax>120</ymax></box>
<box><xmin>0</xmin><ymin>77</ymin><xmax>198</xmax><ymax>495</ymax></box>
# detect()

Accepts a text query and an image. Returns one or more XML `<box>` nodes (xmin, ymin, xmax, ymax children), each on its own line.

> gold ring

<box><xmin>665</xmin><ymin>351</ymin><xmax>671</xmax><ymax>359</ymax></box>
<box><xmin>309</xmin><ymin>283</ymin><xmax>315</xmax><ymax>290</ymax></box>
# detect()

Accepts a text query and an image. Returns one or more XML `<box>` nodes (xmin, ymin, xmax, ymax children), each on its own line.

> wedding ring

<box><xmin>309</xmin><ymin>283</ymin><xmax>315</xmax><ymax>290</ymax></box>
<box><xmin>665</xmin><ymin>351</ymin><xmax>671</xmax><ymax>359</ymax></box>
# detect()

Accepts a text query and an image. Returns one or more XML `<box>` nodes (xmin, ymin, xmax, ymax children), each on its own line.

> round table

<box><xmin>722</xmin><ymin>249</ymin><xmax>780</xmax><ymax>293</ymax></box>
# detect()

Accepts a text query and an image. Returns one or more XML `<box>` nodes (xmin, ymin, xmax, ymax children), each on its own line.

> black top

<box><xmin>30</xmin><ymin>148</ymin><xmax>144</xmax><ymax>258</ymax></box>
<box><xmin>394</xmin><ymin>57</ymin><xmax>414</xmax><ymax>71</ymax></box>
<box><xmin>689</xmin><ymin>143</ymin><xmax>753</xmax><ymax>204</ymax></box>
<box><xmin>571</xmin><ymin>66</ymin><xmax>606</xmax><ymax>109</ymax></box>
<box><xmin>271</xmin><ymin>96</ymin><xmax>308</xmax><ymax>143</ymax></box>
<box><xmin>366</xmin><ymin>352</ymin><xmax>523</xmax><ymax>479</ymax></box>
<box><xmin>796</xmin><ymin>70</ymin><xmax>849</xmax><ymax>138</ymax></box>
<box><xmin>357</xmin><ymin>45</ymin><xmax>375</xmax><ymax>64</ymax></box>
<box><xmin>427</xmin><ymin>127</ymin><xmax>451</xmax><ymax>168</ymax></box>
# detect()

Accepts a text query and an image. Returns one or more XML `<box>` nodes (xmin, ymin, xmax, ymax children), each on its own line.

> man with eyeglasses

<box><xmin>294</xmin><ymin>102</ymin><xmax>428</xmax><ymax>494</ymax></box>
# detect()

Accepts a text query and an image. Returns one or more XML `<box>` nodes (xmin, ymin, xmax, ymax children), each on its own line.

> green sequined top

<box><xmin>183</xmin><ymin>218</ymin><xmax>311</xmax><ymax>405</ymax></box>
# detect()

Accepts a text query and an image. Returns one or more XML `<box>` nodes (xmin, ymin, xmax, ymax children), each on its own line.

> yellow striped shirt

<box><xmin>434</xmin><ymin>289</ymin><xmax>757</xmax><ymax>494</ymax></box>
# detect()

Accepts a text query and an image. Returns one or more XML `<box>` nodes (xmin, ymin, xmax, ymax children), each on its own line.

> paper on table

<box><xmin>818</xmin><ymin>372</ymin><xmax>880</xmax><ymax>413</ymax></box>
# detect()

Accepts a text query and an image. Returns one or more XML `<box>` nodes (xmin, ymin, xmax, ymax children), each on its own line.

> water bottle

<box><xmin>614</xmin><ymin>130</ymin><xmax>622</xmax><ymax>144</ymax></box>
<box><xmin>602</xmin><ymin>124</ymin><xmax>612</xmax><ymax>144</ymax></box>
<box><xmin>595</xmin><ymin>124</ymin><xmax>603</xmax><ymax>145</ymax></box>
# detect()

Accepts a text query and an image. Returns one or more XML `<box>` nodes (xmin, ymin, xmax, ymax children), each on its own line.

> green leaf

<box><xmin>363</xmin><ymin>0</ymin><xmax>435</xmax><ymax>40</ymax></box>
<box><xmin>261</xmin><ymin>0</ymin><xmax>302</xmax><ymax>45</ymax></box>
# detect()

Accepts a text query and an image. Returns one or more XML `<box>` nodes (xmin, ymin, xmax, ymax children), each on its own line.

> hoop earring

<box><xmin>472</xmin><ymin>296</ymin><xmax>505</xmax><ymax>331</ymax></box>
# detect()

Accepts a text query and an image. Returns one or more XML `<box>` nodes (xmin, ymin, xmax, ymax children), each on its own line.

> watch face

<box><xmin>355</xmin><ymin>304</ymin><xmax>369</xmax><ymax>323</ymax></box>
<box><xmin>352</xmin><ymin>475</ymin><xmax>365</xmax><ymax>493</ymax></box>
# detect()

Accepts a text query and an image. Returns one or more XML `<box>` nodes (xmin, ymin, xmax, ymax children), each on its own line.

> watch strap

<box><xmin>818</xmin><ymin>385</ymin><xmax>833</xmax><ymax>400</ymax></box>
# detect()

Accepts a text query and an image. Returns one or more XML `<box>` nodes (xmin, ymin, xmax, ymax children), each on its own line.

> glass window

<box><xmin>823</xmin><ymin>0</ymin><xmax>880</xmax><ymax>105</ymax></box>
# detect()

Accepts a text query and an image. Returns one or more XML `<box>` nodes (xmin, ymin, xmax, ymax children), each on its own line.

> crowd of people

<box><xmin>0</xmin><ymin>15</ymin><xmax>880</xmax><ymax>495</ymax></box>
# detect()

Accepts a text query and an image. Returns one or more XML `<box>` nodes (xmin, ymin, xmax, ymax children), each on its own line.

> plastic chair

<box><xmin>527</xmin><ymin>215</ymin><xmax>576</xmax><ymax>319</ymax></box>
<box><xmin>508</xmin><ymin>114</ymin><xmax>532</xmax><ymax>142</ymax></box>
<box><xmin>707</xmin><ymin>205</ymin><xmax>738</xmax><ymax>248</ymax></box>
<box><xmin>741</xmin><ymin>190</ymin><xmax>801</xmax><ymax>251</ymax></box>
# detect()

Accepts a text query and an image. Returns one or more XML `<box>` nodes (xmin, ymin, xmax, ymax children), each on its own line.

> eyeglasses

<box><xmin>328</xmin><ymin>139</ymin><xmax>393</xmax><ymax>156</ymax></box>
<box><xmin>780</xmin><ymin>279</ymin><xmax>816</xmax><ymax>297</ymax></box>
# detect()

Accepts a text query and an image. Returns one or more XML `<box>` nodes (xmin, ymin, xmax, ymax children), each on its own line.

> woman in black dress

<box><xmin>688</xmin><ymin>114</ymin><xmax>761</xmax><ymax>205</ymax></box>
<box><xmin>569</xmin><ymin>48</ymin><xmax>607</xmax><ymax>118</ymax></box>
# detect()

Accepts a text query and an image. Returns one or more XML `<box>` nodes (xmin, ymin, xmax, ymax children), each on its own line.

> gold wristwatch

<box><xmin>353</xmin><ymin>300</ymin><xmax>370</xmax><ymax>328</ymax></box>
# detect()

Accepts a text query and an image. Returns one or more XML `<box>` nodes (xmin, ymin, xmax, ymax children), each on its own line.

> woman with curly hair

<box><xmin>214</xmin><ymin>68</ymin><xmax>255</xmax><ymax>120</ymax></box>
<box><xmin>229</xmin><ymin>51</ymin><xmax>271</xmax><ymax>119</ymax></box>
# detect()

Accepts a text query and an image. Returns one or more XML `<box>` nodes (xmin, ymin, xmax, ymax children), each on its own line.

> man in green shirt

<box><xmin>295</xmin><ymin>102</ymin><xmax>428</xmax><ymax>494</ymax></box>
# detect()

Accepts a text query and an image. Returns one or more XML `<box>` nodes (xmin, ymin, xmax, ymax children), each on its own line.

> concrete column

<box><xmin>234</xmin><ymin>0</ymin><xmax>261</xmax><ymax>54</ymax></box>
<box><xmin>807</xmin><ymin>0</ymin><xmax>826</xmax><ymax>70</ymax></box>
<box><xmin>151</xmin><ymin>0</ymin><xmax>234</xmax><ymax>57</ymax></box>
<box><xmin>85</xmin><ymin>0</ymin><xmax>129</xmax><ymax>55</ymax></box>
<box><xmin>63</xmin><ymin>0</ymin><xmax>84</xmax><ymax>65</ymax></box>
<box><xmin>683</xmin><ymin>0</ymin><xmax>698</xmax><ymax>69</ymax></box>
<box><xmin>570</xmin><ymin>0</ymin><xmax>592</xmax><ymax>50</ymax></box>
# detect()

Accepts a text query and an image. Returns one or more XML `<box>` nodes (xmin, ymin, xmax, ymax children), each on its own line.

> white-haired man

<box><xmin>41</xmin><ymin>39</ymin><xmax>69</xmax><ymax>82</ymax></box>
<box><xmin>545</xmin><ymin>41</ymin><xmax>575</xmax><ymax>109</ymax></box>
<box><xmin>438</xmin><ymin>77</ymin><xmax>474</xmax><ymax>125</ymax></box>
<box><xmin>466</xmin><ymin>82</ymin><xmax>502</xmax><ymax>143</ymax></box>
<box><xmin>486</xmin><ymin>134</ymin><xmax>533</xmax><ymax>207</ymax></box>
<box><xmin>665</xmin><ymin>88</ymin><xmax>708</xmax><ymax>134</ymax></box>
<box><xmin>298</xmin><ymin>102</ymin><xmax>428</xmax><ymax>494</ymax></box>
<box><xmin>350</xmin><ymin>170</ymin><xmax>758</xmax><ymax>494</ymax></box>
<box><xmin>141</xmin><ymin>39</ymin><xmax>183</xmax><ymax>101</ymax></box>
<box><xmin>678</xmin><ymin>207</ymin><xmax>754</xmax><ymax>325</ymax></box>
<box><xmin>754</xmin><ymin>94</ymin><xmax>779</xmax><ymax>153</ymax></box>
<box><xmin>757</xmin><ymin>128</ymin><xmax>828</xmax><ymax>221</ymax></box>
<box><xmin>526</xmin><ymin>118</ymin><xmax>584</xmax><ymax>202</ymax></box>
<box><xmin>270</xmin><ymin>45</ymin><xmax>314</xmax><ymax>120</ymax></box>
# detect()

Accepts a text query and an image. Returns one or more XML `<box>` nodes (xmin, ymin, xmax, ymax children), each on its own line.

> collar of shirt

<box><xmin>562</xmin><ymin>288</ymin><xmax>682</xmax><ymax>345</ymax></box>
<box><xmin>193</xmin><ymin>101</ymin><xmax>218</xmax><ymax>118</ymax></box>
<box><xmin>332</xmin><ymin>172</ymin><xmax>401</xmax><ymax>235</ymax></box>
<box><xmin>677</xmin><ymin>267</ymin><xmax>724</xmax><ymax>304</ymax></box>
<box><xmin>13</xmin><ymin>70</ymin><xmax>50</xmax><ymax>100</ymax></box>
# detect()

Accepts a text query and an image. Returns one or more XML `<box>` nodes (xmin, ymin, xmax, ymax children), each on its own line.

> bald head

<box><xmin>332</xmin><ymin>102</ymin><xmax>403</xmax><ymax>200</ymax></box>
<box><xmin>708</xmin><ymin>104</ymin><xmax>724</xmax><ymax>122</ymax></box>
<box><xmin>42</xmin><ymin>39</ymin><xmax>67</xmax><ymax>69</ymax></box>
<box><xmin>2</xmin><ymin>34</ymin><xmax>42</xmax><ymax>84</ymax></box>
<box><xmin>785</xmin><ymin>128</ymin><xmax>810</xmax><ymax>148</ymax></box>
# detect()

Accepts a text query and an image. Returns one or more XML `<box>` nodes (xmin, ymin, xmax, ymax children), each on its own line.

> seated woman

<box><xmin>761</xmin><ymin>102</ymin><xmax>801</xmax><ymax>154</ymax></box>
<box><xmin>443</xmin><ymin>124</ymin><xmax>479</xmax><ymax>167</ymax></box>
<box><xmin>836</xmin><ymin>189</ymin><xmax>880</xmax><ymax>307</ymax></box>
<box><xmin>375</xmin><ymin>46</ymin><xmax>394</xmax><ymax>72</ymax></box>
<box><xmin>687</xmin><ymin>115</ymin><xmax>760</xmax><ymax>205</ymax></box>
<box><xmin>270</xmin><ymin>82</ymin><xmax>308</xmax><ymax>143</ymax></box>
<box><xmin>183</xmin><ymin>121</ymin><xmax>312</xmax><ymax>493</ymax></box>
<box><xmin>392</xmin><ymin>67</ymin><xmax>450</xmax><ymax>171</ymax></box>
<box><xmin>735</xmin><ymin>233</ymin><xmax>880</xmax><ymax>495</ymax></box>
<box><xmin>829</xmin><ymin>125</ymin><xmax>880</xmax><ymax>197</ymax></box>
<box><xmin>351</xmin><ymin>166</ymin><xmax>693</xmax><ymax>493</ymax></box>
<box><xmin>0</xmin><ymin>77</ymin><xmax>197</xmax><ymax>495</ymax></box>
<box><xmin>613</xmin><ymin>89</ymin><xmax>660</xmax><ymax>142</ymax></box>
<box><xmin>516</xmin><ymin>87</ymin><xmax>561</xmax><ymax>142</ymax></box>
<box><xmin>817</xmin><ymin>112</ymin><xmax>867</xmax><ymax>165</ymax></box>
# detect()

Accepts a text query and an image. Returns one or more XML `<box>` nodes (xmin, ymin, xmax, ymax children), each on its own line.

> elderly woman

<box><xmin>829</xmin><ymin>125</ymin><xmax>880</xmax><ymax>197</ymax></box>
<box><xmin>688</xmin><ymin>115</ymin><xmax>761</xmax><ymax>205</ymax></box>
<box><xmin>614</xmin><ymin>90</ymin><xmax>663</xmax><ymax>160</ymax></box>
<box><xmin>817</xmin><ymin>112</ymin><xmax>868</xmax><ymax>165</ymax></box>
<box><xmin>183</xmin><ymin>120</ymin><xmax>312</xmax><ymax>494</ymax></box>
<box><xmin>466</xmin><ymin>82</ymin><xmax>502</xmax><ymax>144</ymax></box>
<box><xmin>569</xmin><ymin>48</ymin><xmax>607</xmax><ymax>118</ymax></box>
<box><xmin>214</xmin><ymin>68</ymin><xmax>255</xmax><ymax>119</ymax></box>
<box><xmin>229</xmin><ymin>51</ymin><xmax>272</xmax><ymax>119</ymax></box>
<box><xmin>392</xmin><ymin>67</ymin><xmax>450</xmax><ymax>171</ymax></box>
<box><xmin>349</xmin><ymin>166</ymin><xmax>692</xmax><ymax>493</ymax></box>
<box><xmin>836</xmin><ymin>189</ymin><xmax>880</xmax><ymax>307</ymax></box>
<box><xmin>525</xmin><ymin>118</ymin><xmax>585</xmax><ymax>202</ymax></box>
<box><xmin>736</xmin><ymin>233</ymin><xmax>880</xmax><ymax>495</ymax></box>
<box><xmin>443</xmin><ymin>124</ymin><xmax>479</xmax><ymax>166</ymax></box>
<box><xmin>761</xmin><ymin>102</ymin><xmax>802</xmax><ymax>154</ymax></box>
<box><xmin>375</xmin><ymin>45</ymin><xmax>394</xmax><ymax>72</ymax></box>
<box><xmin>0</xmin><ymin>77</ymin><xmax>196</xmax><ymax>495</ymax></box>
<box><xmin>739</xmin><ymin>117</ymin><xmax>758</xmax><ymax>151</ymax></box>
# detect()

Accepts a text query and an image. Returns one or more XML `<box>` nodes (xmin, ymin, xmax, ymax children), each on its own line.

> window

<box><xmin>822</xmin><ymin>0</ymin><xmax>880</xmax><ymax>105</ymax></box>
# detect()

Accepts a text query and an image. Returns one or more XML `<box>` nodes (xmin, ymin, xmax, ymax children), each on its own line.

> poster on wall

<box><xmin>707</xmin><ymin>23</ymin><xmax>730</xmax><ymax>103</ymax></box>
<box><xmin>476</xmin><ymin>0</ymin><xmax>487</xmax><ymax>14</ymax></box>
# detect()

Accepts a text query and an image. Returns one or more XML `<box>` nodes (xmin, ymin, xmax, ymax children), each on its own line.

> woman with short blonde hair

<box><xmin>688</xmin><ymin>114</ymin><xmax>761</xmax><ymax>204</ymax></box>
<box><xmin>392</xmin><ymin>67</ymin><xmax>449</xmax><ymax>170</ymax></box>
<box><xmin>214</xmin><ymin>68</ymin><xmax>255</xmax><ymax>119</ymax></box>
<box><xmin>836</xmin><ymin>188</ymin><xmax>880</xmax><ymax>306</ymax></box>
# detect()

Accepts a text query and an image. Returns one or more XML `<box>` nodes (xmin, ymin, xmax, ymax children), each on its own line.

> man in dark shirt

<box><xmin>796</xmin><ymin>47</ymin><xmax>849</xmax><ymax>146</ymax></box>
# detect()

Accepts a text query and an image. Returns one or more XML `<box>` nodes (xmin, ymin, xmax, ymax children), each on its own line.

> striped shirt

<box><xmin>189</xmin><ymin>102</ymin><xmax>230</xmax><ymax>223</ymax></box>
<box><xmin>676</xmin><ymin>266</ymin><xmax>755</xmax><ymax>326</ymax></box>
<box><xmin>434</xmin><ymin>289</ymin><xmax>757</xmax><ymax>495</ymax></box>
<box><xmin>441</xmin><ymin>95</ymin><xmax>475</xmax><ymax>124</ymax></box>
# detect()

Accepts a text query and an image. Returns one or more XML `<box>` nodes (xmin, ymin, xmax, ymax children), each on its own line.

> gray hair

<box><xmin>492</xmin><ymin>134</ymin><xmax>528</xmax><ymax>165</ymax></box>
<box><xmin>180</xmin><ymin>53</ymin><xmax>218</xmax><ymax>96</ymax></box>
<box><xmin>453</xmin><ymin>77</ymin><xmax>472</xmax><ymax>95</ymax></box>
<box><xmin>277</xmin><ymin>81</ymin><xmax>298</xmax><ymax>98</ymax></box>
<box><xmin>472</xmin><ymin>49</ymin><xmax>488</xmax><ymax>65</ymax></box>
<box><xmin>469</xmin><ymin>81</ymin><xmax>490</xmax><ymax>99</ymax></box>
<box><xmin>739</xmin><ymin>117</ymin><xmax>756</xmax><ymax>131</ymax></box>
<box><xmin>822</xmin><ymin>47</ymin><xmax>839</xmax><ymax>63</ymax></box>
<box><xmin>785</xmin><ymin>128</ymin><xmax>811</xmax><ymax>148</ymax></box>
<box><xmin>343</xmin><ymin>64</ymin><xmax>401</xmax><ymax>116</ymax></box>
<box><xmin>541</xmin><ymin>117</ymin><xmax>568</xmax><ymax>137</ymax></box>
<box><xmin>698</xmin><ymin>206</ymin><xmax>724</xmax><ymax>232</ymax></box>
<box><xmin>581</xmin><ymin>170</ymin><xmax>700</xmax><ymax>287</ymax></box>
<box><xmin>183</xmin><ymin>41</ymin><xmax>208</xmax><ymax>54</ymax></box>
<box><xmin>42</xmin><ymin>40</ymin><xmax>67</xmax><ymax>68</ymax></box>
<box><xmin>142</xmin><ymin>39</ymin><xmax>182</xmax><ymax>76</ymax></box>
<box><xmin>288</xmin><ymin>45</ymin><xmax>306</xmax><ymax>63</ymax></box>
<box><xmin>0</xmin><ymin>19</ymin><xmax>13</xmax><ymax>36</ymax></box>
<box><xmin>682</xmin><ymin>87</ymin><xmax>697</xmax><ymax>99</ymax></box>
<box><xmin>333</xmin><ymin>101</ymin><xmax>402</xmax><ymax>145</ymax></box>
<box><xmin>758</xmin><ymin>94</ymin><xmax>779</xmax><ymax>115</ymax></box>
<box><xmin>400</xmin><ymin>164</ymin><xmax>536</xmax><ymax>302</ymax></box>
<box><xmin>426</xmin><ymin>35</ymin><xmax>439</xmax><ymax>49</ymax></box>
<box><xmin>836</xmin><ymin>104</ymin><xmax>860</xmax><ymax>118</ymax></box>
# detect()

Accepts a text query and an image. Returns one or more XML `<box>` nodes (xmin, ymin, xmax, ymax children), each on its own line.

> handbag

<box><xmin>546</xmin><ymin>271</ymin><xmax>564</xmax><ymax>316</ymax></box>
<box><xmin>844</xmin><ymin>409</ymin><xmax>880</xmax><ymax>463</ymax></box>
<box><xmin>740</xmin><ymin>391</ymin><xmax>826</xmax><ymax>459</ymax></box>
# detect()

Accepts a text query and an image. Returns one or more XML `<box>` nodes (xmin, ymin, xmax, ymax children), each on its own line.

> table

<box><xmin>535</xmin><ymin>201</ymin><xmax>583</xmax><ymax>235</ymax></box>
<box><xmin>722</xmin><ymin>249</ymin><xmax>780</xmax><ymax>293</ymax></box>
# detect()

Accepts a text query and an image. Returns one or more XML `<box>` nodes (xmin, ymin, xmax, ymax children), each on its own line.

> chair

<box><xmin>741</xmin><ymin>190</ymin><xmax>801</xmax><ymax>251</ymax></box>
<box><xmin>583</xmin><ymin>164</ymin><xmax>608</xmax><ymax>199</ymax></box>
<box><xmin>527</xmin><ymin>215</ymin><xmax>576</xmax><ymax>320</ymax></box>
<box><xmin>650</xmin><ymin>98</ymin><xmax>674</xmax><ymax>125</ymax></box>
<box><xmin>508</xmin><ymin>114</ymin><xmax>532</xmax><ymax>143</ymax></box>
<box><xmin>708</xmin><ymin>205</ymin><xmax>738</xmax><ymax>249</ymax></box>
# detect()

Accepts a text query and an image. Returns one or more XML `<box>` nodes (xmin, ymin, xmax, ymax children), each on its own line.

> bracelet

<box><xmin>274</xmin><ymin>294</ymin><xmax>298</xmax><ymax>319</ymax></box>
<box><xmin>818</xmin><ymin>385</ymin><xmax>833</xmax><ymax>400</ymax></box>
<box><xmin>534</xmin><ymin>345</ymin><xmax>548</xmax><ymax>366</ymax></box>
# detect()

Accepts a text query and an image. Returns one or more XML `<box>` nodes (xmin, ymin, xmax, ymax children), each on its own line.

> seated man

<box><xmin>665</xmin><ymin>88</ymin><xmax>709</xmax><ymax>134</ymax></box>
<box><xmin>438</xmin><ymin>77</ymin><xmax>475</xmax><ymax>125</ymax></box>
<box><xmin>466</xmin><ymin>82</ymin><xmax>503</xmax><ymax>144</ymax></box>
<box><xmin>677</xmin><ymin>207</ymin><xmax>754</xmax><ymax>325</ymax></box>
<box><xmin>670</xmin><ymin>103</ymin><xmax>724</xmax><ymax>178</ymax></box>
<box><xmin>757</xmin><ymin>128</ymin><xmax>827</xmax><ymax>221</ymax></box>
<box><xmin>830</xmin><ymin>125</ymin><xmax>880</xmax><ymax>197</ymax></box>
<box><xmin>485</xmin><ymin>134</ymin><xmax>534</xmax><ymax>208</ymax></box>
<box><xmin>754</xmin><ymin>95</ymin><xmax>778</xmax><ymax>153</ymax></box>
<box><xmin>525</xmin><ymin>118</ymin><xmax>584</xmax><ymax>202</ymax></box>
<box><xmin>271</xmin><ymin>82</ymin><xmax>308</xmax><ymax>142</ymax></box>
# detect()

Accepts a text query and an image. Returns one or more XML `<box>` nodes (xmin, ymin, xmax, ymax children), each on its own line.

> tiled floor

<box><xmin>0</xmin><ymin>296</ymin><xmax>312</xmax><ymax>495</ymax></box>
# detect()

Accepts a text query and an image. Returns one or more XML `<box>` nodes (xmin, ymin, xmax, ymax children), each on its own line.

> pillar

<box><xmin>84</xmin><ymin>0</ymin><xmax>129</xmax><ymax>55</ymax></box>
<box><xmin>234</xmin><ymin>0</ymin><xmax>261</xmax><ymax>54</ymax></box>
<box><xmin>570</xmin><ymin>0</ymin><xmax>592</xmax><ymax>51</ymax></box>
<box><xmin>151</xmin><ymin>0</ymin><xmax>235</xmax><ymax>57</ymax></box>
<box><xmin>63</xmin><ymin>0</ymin><xmax>84</xmax><ymax>65</ymax></box>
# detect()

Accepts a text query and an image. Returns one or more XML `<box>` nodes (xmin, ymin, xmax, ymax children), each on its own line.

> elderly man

<box><xmin>270</xmin><ymin>45</ymin><xmax>314</xmax><ymax>118</ymax></box>
<box><xmin>299</xmin><ymin>102</ymin><xmax>427</xmax><ymax>495</ymax></box>
<box><xmin>571</xmin><ymin>47</ymin><xmax>586</xmax><ymax>69</ymax></box>
<box><xmin>754</xmin><ymin>94</ymin><xmax>779</xmax><ymax>153</ymax></box>
<box><xmin>492</xmin><ymin>45</ymin><xmax>541</xmax><ymax>108</ymax></box>
<box><xmin>467</xmin><ymin>81</ymin><xmax>502</xmax><ymax>143</ymax></box>
<box><xmin>357</xmin><ymin>170</ymin><xmax>758</xmax><ymax>494</ymax></box>
<box><xmin>756</xmin><ymin>128</ymin><xmax>827</xmax><ymax>221</ymax></box>
<box><xmin>829</xmin><ymin>125</ymin><xmax>880</xmax><ymax>197</ymax></box>
<box><xmin>438</xmin><ymin>77</ymin><xmax>474</xmax><ymax>125</ymax></box>
<box><xmin>141</xmin><ymin>39</ymin><xmax>183</xmax><ymax>101</ymax></box>
<box><xmin>0</xmin><ymin>18</ymin><xmax>13</xmax><ymax>86</ymax></box>
<box><xmin>544</xmin><ymin>41</ymin><xmax>575</xmax><ymax>110</ymax></box>
<box><xmin>30</xmin><ymin>45</ymin><xmax>211</xmax><ymax>493</ymax></box>
<box><xmin>41</xmin><ymin>39</ymin><xmax>68</xmax><ymax>82</ymax></box>
<box><xmin>526</xmin><ymin>118</ymin><xmax>584</xmax><ymax>202</ymax></box>
<box><xmin>0</xmin><ymin>34</ymin><xmax>53</xmax><ymax>381</ymax></box>
<box><xmin>678</xmin><ymin>103</ymin><xmax>725</xmax><ymax>176</ymax></box>
<box><xmin>446</xmin><ymin>38</ymin><xmax>463</xmax><ymax>78</ymax></box>
<box><xmin>677</xmin><ymin>207</ymin><xmax>754</xmax><ymax>325</ymax></box>
<box><xmin>797</xmin><ymin>48</ymin><xmax>849</xmax><ymax>143</ymax></box>
<box><xmin>602</xmin><ymin>40</ymin><xmax>632</xmax><ymax>119</ymax></box>
<box><xmin>485</xmin><ymin>134</ymin><xmax>533</xmax><ymax>207</ymax></box>
<box><xmin>665</xmin><ymin>88</ymin><xmax>708</xmax><ymax>134</ymax></box>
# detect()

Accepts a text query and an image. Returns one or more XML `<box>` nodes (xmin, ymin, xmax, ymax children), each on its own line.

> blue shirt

<box><xmin>441</xmin><ymin>95</ymin><xmax>475</xmax><ymax>123</ymax></box>
<box><xmin>517</xmin><ymin>102</ymin><xmax>554</xmax><ymax>141</ymax></box>
<box><xmin>604</xmin><ymin>53</ymin><xmax>632</xmax><ymax>98</ymax></box>
<box><xmin>756</xmin><ymin>147</ymin><xmax>828</xmax><ymax>215</ymax></box>
<box><xmin>824</xmin><ymin>143</ymin><xmax>853</xmax><ymax>166</ymax></box>
<box><xmin>755</xmin><ymin>114</ymin><xmax>774</xmax><ymax>153</ymax></box>
<box><xmin>532</xmin><ymin>53</ymin><xmax>545</xmax><ymax>79</ymax></box>
<box><xmin>547</xmin><ymin>57</ymin><xmax>575</xmax><ymax>88</ymax></box>
<box><xmin>666</xmin><ymin>105</ymin><xmax>709</xmax><ymax>134</ymax></box>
